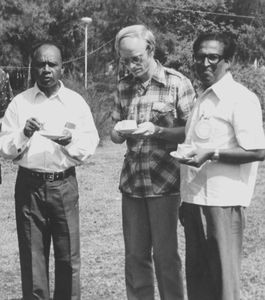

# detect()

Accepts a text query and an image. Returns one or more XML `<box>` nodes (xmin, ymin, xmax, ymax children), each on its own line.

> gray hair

<box><xmin>115</xmin><ymin>24</ymin><xmax>156</xmax><ymax>56</ymax></box>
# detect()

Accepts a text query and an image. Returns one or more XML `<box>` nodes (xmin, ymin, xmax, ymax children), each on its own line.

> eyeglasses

<box><xmin>194</xmin><ymin>54</ymin><xmax>224</xmax><ymax>65</ymax></box>
<box><xmin>120</xmin><ymin>46</ymin><xmax>150</xmax><ymax>66</ymax></box>
<box><xmin>120</xmin><ymin>54</ymin><xmax>145</xmax><ymax>66</ymax></box>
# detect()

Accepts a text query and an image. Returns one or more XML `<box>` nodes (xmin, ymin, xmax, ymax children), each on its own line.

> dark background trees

<box><xmin>1</xmin><ymin>0</ymin><xmax>265</xmax><ymax>72</ymax></box>
<box><xmin>1</xmin><ymin>0</ymin><xmax>265</xmax><ymax>137</ymax></box>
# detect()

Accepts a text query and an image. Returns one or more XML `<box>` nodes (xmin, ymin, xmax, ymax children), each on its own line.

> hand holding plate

<box><xmin>52</xmin><ymin>129</ymin><xmax>72</xmax><ymax>146</ymax></box>
<box><xmin>132</xmin><ymin>122</ymin><xmax>156</xmax><ymax>137</ymax></box>
<box><xmin>177</xmin><ymin>148</ymin><xmax>214</xmax><ymax>167</ymax></box>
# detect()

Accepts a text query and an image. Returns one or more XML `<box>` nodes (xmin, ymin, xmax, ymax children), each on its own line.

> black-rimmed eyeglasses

<box><xmin>194</xmin><ymin>54</ymin><xmax>224</xmax><ymax>65</ymax></box>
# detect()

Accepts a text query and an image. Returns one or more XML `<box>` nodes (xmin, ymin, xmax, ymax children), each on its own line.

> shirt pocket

<box><xmin>150</xmin><ymin>102</ymin><xmax>175</xmax><ymax>127</ymax></box>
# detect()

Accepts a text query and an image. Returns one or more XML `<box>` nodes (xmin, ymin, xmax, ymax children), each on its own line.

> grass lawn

<box><xmin>1</xmin><ymin>139</ymin><xmax>265</xmax><ymax>300</ymax></box>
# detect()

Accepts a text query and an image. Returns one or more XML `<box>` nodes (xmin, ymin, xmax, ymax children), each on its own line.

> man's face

<box><xmin>119</xmin><ymin>37</ymin><xmax>153</xmax><ymax>80</ymax></box>
<box><xmin>32</xmin><ymin>45</ymin><xmax>62</xmax><ymax>90</ymax></box>
<box><xmin>194</xmin><ymin>40</ymin><xmax>230</xmax><ymax>89</ymax></box>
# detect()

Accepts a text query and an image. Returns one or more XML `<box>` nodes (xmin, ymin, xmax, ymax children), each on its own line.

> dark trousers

<box><xmin>181</xmin><ymin>203</ymin><xmax>245</xmax><ymax>300</ymax></box>
<box><xmin>122</xmin><ymin>193</ymin><xmax>184</xmax><ymax>300</ymax></box>
<box><xmin>15</xmin><ymin>169</ymin><xmax>80</xmax><ymax>300</ymax></box>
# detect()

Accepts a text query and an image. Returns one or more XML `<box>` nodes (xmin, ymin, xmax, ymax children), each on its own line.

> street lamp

<box><xmin>81</xmin><ymin>17</ymin><xmax>92</xmax><ymax>89</ymax></box>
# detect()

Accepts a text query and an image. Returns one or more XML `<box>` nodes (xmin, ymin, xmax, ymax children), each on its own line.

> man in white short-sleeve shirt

<box><xmin>179</xmin><ymin>32</ymin><xmax>265</xmax><ymax>300</ymax></box>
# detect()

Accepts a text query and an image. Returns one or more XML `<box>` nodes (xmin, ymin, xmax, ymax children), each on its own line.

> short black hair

<box><xmin>31</xmin><ymin>40</ymin><xmax>63</xmax><ymax>60</ymax></box>
<box><xmin>193</xmin><ymin>32</ymin><xmax>236</xmax><ymax>60</ymax></box>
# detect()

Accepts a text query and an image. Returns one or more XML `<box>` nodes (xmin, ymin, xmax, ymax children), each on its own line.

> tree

<box><xmin>0</xmin><ymin>0</ymin><xmax>54</xmax><ymax>66</ymax></box>
<box><xmin>233</xmin><ymin>0</ymin><xmax>265</xmax><ymax>15</ymax></box>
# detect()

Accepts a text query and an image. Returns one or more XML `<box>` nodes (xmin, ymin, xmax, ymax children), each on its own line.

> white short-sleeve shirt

<box><xmin>181</xmin><ymin>72</ymin><xmax>265</xmax><ymax>207</ymax></box>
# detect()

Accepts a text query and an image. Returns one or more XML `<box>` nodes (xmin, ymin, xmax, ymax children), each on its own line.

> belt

<box><xmin>19</xmin><ymin>166</ymin><xmax>75</xmax><ymax>182</ymax></box>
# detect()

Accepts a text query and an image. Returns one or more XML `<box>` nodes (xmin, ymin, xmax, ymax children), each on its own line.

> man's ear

<box><xmin>225</xmin><ymin>56</ymin><xmax>234</xmax><ymax>65</ymax></box>
<box><xmin>61</xmin><ymin>68</ymin><xmax>65</xmax><ymax>76</ymax></box>
<box><xmin>224</xmin><ymin>59</ymin><xmax>232</xmax><ymax>72</ymax></box>
<box><xmin>147</xmin><ymin>44</ymin><xmax>155</xmax><ymax>56</ymax></box>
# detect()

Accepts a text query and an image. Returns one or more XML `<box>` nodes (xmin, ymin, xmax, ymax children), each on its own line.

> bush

<box><xmin>232</xmin><ymin>64</ymin><xmax>265</xmax><ymax>120</ymax></box>
<box><xmin>62</xmin><ymin>72</ymin><xmax>117</xmax><ymax>140</ymax></box>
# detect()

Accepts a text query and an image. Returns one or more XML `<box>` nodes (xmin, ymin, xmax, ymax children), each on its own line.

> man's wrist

<box><xmin>211</xmin><ymin>149</ymin><xmax>220</xmax><ymax>161</ymax></box>
<box><xmin>154</xmin><ymin>126</ymin><xmax>163</xmax><ymax>137</ymax></box>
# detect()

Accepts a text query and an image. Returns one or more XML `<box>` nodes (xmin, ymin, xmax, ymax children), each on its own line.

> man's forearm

<box><xmin>217</xmin><ymin>147</ymin><xmax>265</xmax><ymax>164</ymax></box>
<box><xmin>179</xmin><ymin>146</ymin><xmax>265</xmax><ymax>168</ymax></box>
<box><xmin>154</xmin><ymin>126</ymin><xmax>186</xmax><ymax>143</ymax></box>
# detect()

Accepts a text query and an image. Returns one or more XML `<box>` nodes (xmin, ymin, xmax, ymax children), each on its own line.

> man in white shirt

<box><xmin>0</xmin><ymin>42</ymin><xmax>99</xmax><ymax>300</ymax></box>
<box><xmin>179</xmin><ymin>32</ymin><xmax>265</xmax><ymax>300</ymax></box>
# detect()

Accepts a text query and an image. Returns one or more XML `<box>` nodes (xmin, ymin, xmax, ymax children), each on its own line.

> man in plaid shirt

<box><xmin>111</xmin><ymin>25</ymin><xmax>195</xmax><ymax>300</ymax></box>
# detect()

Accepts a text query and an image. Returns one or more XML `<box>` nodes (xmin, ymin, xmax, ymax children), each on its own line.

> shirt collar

<box><xmin>133</xmin><ymin>60</ymin><xmax>167</xmax><ymax>87</ymax></box>
<box><xmin>202</xmin><ymin>72</ymin><xmax>234</xmax><ymax>102</ymax></box>
<box><xmin>33</xmin><ymin>80</ymin><xmax>65</xmax><ymax>102</ymax></box>
<box><xmin>151</xmin><ymin>61</ymin><xmax>167</xmax><ymax>86</ymax></box>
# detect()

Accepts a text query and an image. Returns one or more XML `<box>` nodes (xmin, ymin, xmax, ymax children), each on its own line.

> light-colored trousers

<box><xmin>181</xmin><ymin>203</ymin><xmax>245</xmax><ymax>300</ymax></box>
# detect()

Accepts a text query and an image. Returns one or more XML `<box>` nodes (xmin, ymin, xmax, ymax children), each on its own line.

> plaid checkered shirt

<box><xmin>112</xmin><ymin>62</ymin><xmax>195</xmax><ymax>197</ymax></box>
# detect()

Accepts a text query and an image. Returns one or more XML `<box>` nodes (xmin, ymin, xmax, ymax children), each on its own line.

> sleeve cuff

<box><xmin>16</xmin><ymin>130</ymin><xmax>30</xmax><ymax>153</ymax></box>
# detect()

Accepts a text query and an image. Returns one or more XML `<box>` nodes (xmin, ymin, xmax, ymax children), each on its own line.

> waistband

<box><xmin>18</xmin><ymin>166</ymin><xmax>75</xmax><ymax>182</ymax></box>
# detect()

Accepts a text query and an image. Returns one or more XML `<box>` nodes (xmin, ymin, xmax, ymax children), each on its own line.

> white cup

<box><xmin>176</xmin><ymin>144</ymin><xmax>194</xmax><ymax>158</ymax></box>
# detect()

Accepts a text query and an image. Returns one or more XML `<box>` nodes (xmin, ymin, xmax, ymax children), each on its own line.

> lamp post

<box><xmin>81</xmin><ymin>17</ymin><xmax>92</xmax><ymax>89</ymax></box>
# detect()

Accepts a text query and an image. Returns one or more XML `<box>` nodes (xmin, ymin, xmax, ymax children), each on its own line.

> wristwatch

<box><xmin>211</xmin><ymin>149</ymin><xmax>220</xmax><ymax>161</ymax></box>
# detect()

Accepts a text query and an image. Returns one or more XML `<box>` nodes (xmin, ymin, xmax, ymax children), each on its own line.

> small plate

<box><xmin>170</xmin><ymin>151</ymin><xmax>186</xmax><ymax>160</ymax></box>
<box><xmin>117</xmin><ymin>128</ymin><xmax>137</xmax><ymax>134</ymax></box>
<box><xmin>39</xmin><ymin>130</ymin><xmax>66</xmax><ymax>140</ymax></box>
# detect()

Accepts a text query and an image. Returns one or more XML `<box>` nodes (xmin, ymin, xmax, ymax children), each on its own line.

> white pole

<box><xmin>84</xmin><ymin>24</ymin><xmax>88</xmax><ymax>89</ymax></box>
<box><xmin>81</xmin><ymin>17</ymin><xmax>92</xmax><ymax>89</ymax></box>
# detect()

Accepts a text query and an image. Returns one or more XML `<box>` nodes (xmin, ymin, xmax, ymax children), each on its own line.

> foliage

<box><xmin>0</xmin><ymin>0</ymin><xmax>54</xmax><ymax>65</ymax></box>
<box><xmin>142</xmin><ymin>0</ymin><xmax>265</xmax><ymax>72</ymax></box>
<box><xmin>1</xmin><ymin>0</ymin><xmax>265</xmax><ymax>137</ymax></box>
<box><xmin>233</xmin><ymin>0</ymin><xmax>265</xmax><ymax>15</ymax></box>
<box><xmin>62</xmin><ymin>71</ymin><xmax>117</xmax><ymax>139</ymax></box>
<box><xmin>1</xmin><ymin>0</ymin><xmax>265</xmax><ymax>72</ymax></box>
<box><xmin>1</xmin><ymin>0</ymin><xmax>265</xmax><ymax>68</ymax></box>
<box><xmin>232</xmin><ymin>64</ymin><xmax>265</xmax><ymax>119</ymax></box>
<box><xmin>236</xmin><ymin>24</ymin><xmax>265</xmax><ymax>63</ymax></box>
